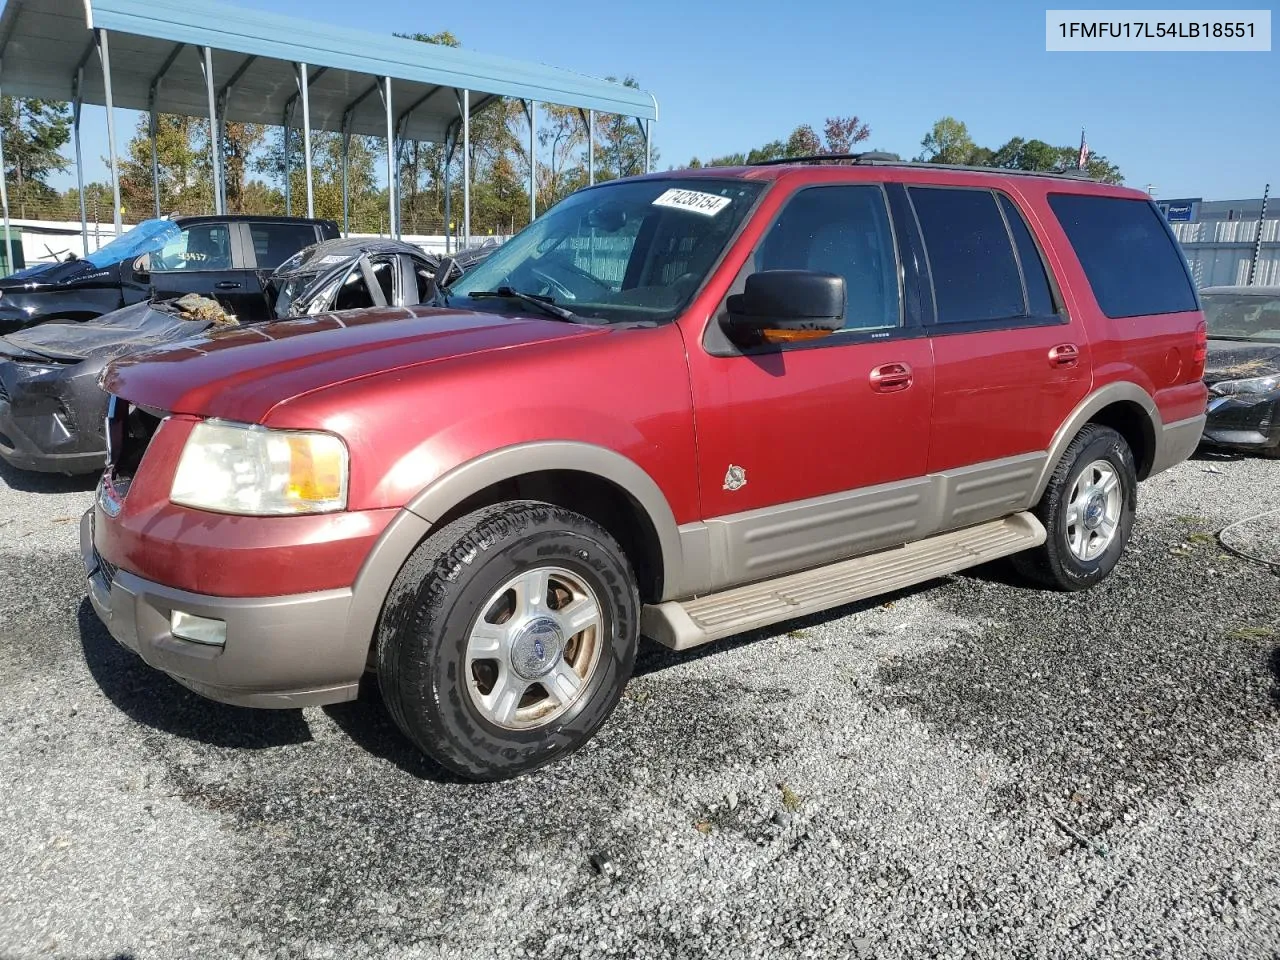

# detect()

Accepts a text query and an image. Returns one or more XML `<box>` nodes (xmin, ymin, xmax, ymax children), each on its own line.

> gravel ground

<box><xmin>1</xmin><ymin>453</ymin><xmax>1278</xmax><ymax>960</ymax></box>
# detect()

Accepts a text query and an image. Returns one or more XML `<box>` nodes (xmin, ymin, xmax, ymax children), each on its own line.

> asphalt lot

<box><xmin>1</xmin><ymin>454</ymin><xmax>1278</xmax><ymax>960</ymax></box>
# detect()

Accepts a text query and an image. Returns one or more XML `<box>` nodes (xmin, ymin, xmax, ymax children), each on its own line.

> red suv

<box><xmin>84</xmin><ymin>157</ymin><xmax>1207</xmax><ymax>780</ymax></box>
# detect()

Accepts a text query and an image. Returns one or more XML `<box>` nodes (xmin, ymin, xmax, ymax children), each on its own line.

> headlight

<box><xmin>1210</xmin><ymin>374</ymin><xmax>1279</xmax><ymax>397</ymax></box>
<box><xmin>170</xmin><ymin>420</ymin><xmax>348</xmax><ymax>515</ymax></box>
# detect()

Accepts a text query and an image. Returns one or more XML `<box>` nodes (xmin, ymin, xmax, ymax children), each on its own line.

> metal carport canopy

<box><xmin>0</xmin><ymin>0</ymin><xmax>658</xmax><ymax>141</ymax></box>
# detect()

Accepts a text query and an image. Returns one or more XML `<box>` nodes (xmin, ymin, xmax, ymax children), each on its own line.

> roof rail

<box><xmin>749</xmin><ymin>151</ymin><xmax>902</xmax><ymax>166</ymax></box>
<box><xmin>749</xmin><ymin>154</ymin><xmax>1099</xmax><ymax>182</ymax></box>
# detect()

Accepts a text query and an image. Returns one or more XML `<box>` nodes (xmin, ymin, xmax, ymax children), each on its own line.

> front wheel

<box><xmin>375</xmin><ymin>501</ymin><xmax>640</xmax><ymax>781</ymax></box>
<box><xmin>1013</xmin><ymin>424</ymin><xmax>1137</xmax><ymax>591</ymax></box>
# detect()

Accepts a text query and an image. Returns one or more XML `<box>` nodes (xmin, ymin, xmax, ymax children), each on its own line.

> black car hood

<box><xmin>0</xmin><ymin>300</ymin><xmax>212</xmax><ymax>364</ymax></box>
<box><xmin>1204</xmin><ymin>339</ymin><xmax>1280</xmax><ymax>386</ymax></box>
<box><xmin>0</xmin><ymin>257</ymin><xmax>107</xmax><ymax>290</ymax></box>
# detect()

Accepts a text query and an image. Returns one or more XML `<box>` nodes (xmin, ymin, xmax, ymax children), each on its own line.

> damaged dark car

<box><xmin>0</xmin><ymin>238</ymin><xmax>456</xmax><ymax>474</ymax></box>
<box><xmin>1199</xmin><ymin>284</ymin><xmax>1280</xmax><ymax>458</ymax></box>
<box><xmin>0</xmin><ymin>216</ymin><xmax>339</xmax><ymax>334</ymax></box>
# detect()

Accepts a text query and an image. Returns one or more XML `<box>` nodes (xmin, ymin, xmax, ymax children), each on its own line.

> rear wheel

<box><xmin>1014</xmin><ymin>424</ymin><xmax>1137</xmax><ymax>591</ymax></box>
<box><xmin>376</xmin><ymin>500</ymin><xmax>640</xmax><ymax>781</ymax></box>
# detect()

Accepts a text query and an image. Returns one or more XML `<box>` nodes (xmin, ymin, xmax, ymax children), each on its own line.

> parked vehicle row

<box><xmin>0</xmin><ymin>234</ymin><xmax>483</xmax><ymax>473</ymax></box>
<box><xmin>1198</xmin><ymin>285</ymin><xmax>1280</xmax><ymax>458</ymax></box>
<box><xmin>76</xmin><ymin>158</ymin><xmax>1210</xmax><ymax>781</ymax></box>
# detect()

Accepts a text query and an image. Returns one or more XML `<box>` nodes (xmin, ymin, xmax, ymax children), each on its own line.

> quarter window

<box><xmin>754</xmin><ymin>185</ymin><xmax>901</xmax><ymax>331</ymax></box>
<box><xmin>909</xmin><ymin>187</ymin><xmax>1024</xmax><ymax>324</ymax></box>
<box><xmin>998</xmin><ymin>195</ymin><xmax>1056</xmax><ymax>317</ymax></box>
<box><xmin>1048</xmin><ymin>194</ymin><xmax>1197</xmax><ymax>318</ymax></box>
<box><xmin>249</xmin><ymin>222</ymin><xmax>319</xmax><ymax>270</ymax></box>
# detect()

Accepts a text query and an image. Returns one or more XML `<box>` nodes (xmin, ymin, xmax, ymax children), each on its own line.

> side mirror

<box><xmin>725</xmin><ymin>270</ymin><xmax>845</xmax><ymax>345</ymax></box>
<box><xmin>132</xmin><ymin>253</ymin><xmax>150</xmax><ymax>282</ymax></box>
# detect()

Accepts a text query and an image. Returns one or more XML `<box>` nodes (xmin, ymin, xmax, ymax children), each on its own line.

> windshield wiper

<box><xmin>466</xmin><ymin>286</ymin><xmax>594</xmax><ymax>324</ymax></box>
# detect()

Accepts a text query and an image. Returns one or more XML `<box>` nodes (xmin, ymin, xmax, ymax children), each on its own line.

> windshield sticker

<box><xmin>316</xmin><ymin>255</ymin><xmax>350</xmax><ymax>266</ymax></box>
<box><xmin>652</xmin><ymin>188</ymin><xmax>732</xmax><ymax>217</ymax></box>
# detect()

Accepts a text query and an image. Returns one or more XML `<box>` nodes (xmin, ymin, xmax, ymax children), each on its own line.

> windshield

<box><xmin>83</xmin><ymin>219</ymin><xmax>181</xmax><ymax>269</ymax></box>
<box><xmin>449</xmin><ymin>178</ymin><xmax>766</xmax><ymax>323</ymax></box>
<box><xmin>1202</xmin><ymin>293</ymin><xmax>1280</xmax><ymax>341</ymax></box>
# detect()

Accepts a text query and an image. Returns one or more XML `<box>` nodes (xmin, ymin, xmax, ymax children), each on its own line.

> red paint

<box><xmin>96</xmin><ymin>164</ymin><xmax>1206</xmax><ymax>599</ymax></box>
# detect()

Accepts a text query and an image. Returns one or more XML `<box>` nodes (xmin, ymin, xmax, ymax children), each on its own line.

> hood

<box><xmin>0</xmin><ymin>300</ymin><xmax>211</xmax><ymax>364</ymax></box>
<box><xmin>1204</xmin><ymin>339</ymin><xmax>1280</xmax><ymax>386</ymax></box>
<box><xmin>102</xmin><ymin>305</ymin><xmax>605</xmax><ymax>423</ymax></box>
<box><xmin>0</xmin><ymin>257</ymin><xmax>108</xmax><ymax>291</ymax></box>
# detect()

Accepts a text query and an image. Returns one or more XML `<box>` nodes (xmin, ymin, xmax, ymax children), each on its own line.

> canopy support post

<box><xmin>282</xmin><ymin>104</ymin><xmax>292</xmax><ymax>216</ymax></box>
<box><xmin>0</xmin><ymin>60</ymin><xmax>12</xmax><ymax>276</ymax></box>
<box><xmin>379</xmin><ymin>77</ymin><xmax>396</xmax><ymax>239</ymax></box>
<box><xmin>526</xmin><ymin>100</ymin><xmax>537</xmax><ymax>224</ymax></box>
<box><xmin>462</xmin><ymin>89</ymin><xmax>470</xmax><ymax>248</ymax></box>
<box><xmin>296</xmin><ymin>63</ymin><xmax>314</xmax><ymax>218</ymax></box>
<box><xmin>645</xmin><ymin>119</ymin><xmax>652</xmax><ymax>174</ymax></box>
<box><xmin>443</xmin><ymin>129</ymin><xmax>455</xmax><ymax>254</ymax></box>
<box><xmin>588</xmin><ymin>110</ymin><xmax>595</xmax><ymax>185</ymax></box>
<box><xmin>72</xmin><ymin>67</ymin><xmax>88</xmax><ymax>254</ymax></box>
<box><xmin>200</xmin><ymin>46</ymin><xmax>224</xmax><ymax>216</ymax></box>
<box><xmin>95</xmin><ymin>29</ymin><xmax>122</xmax><ymax>235</ymax></box>
<box><xmin>340</xmin><ymin>114</ymin><xmax>352</xmax><ymax>237</ymax></box>
<box><xmin>146</xmin><ymin>43</ymin><xmax>184</xmax><ymax>220</ymax></box>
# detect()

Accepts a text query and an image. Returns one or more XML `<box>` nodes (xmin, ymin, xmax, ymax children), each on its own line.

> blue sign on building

<box><xmin>1158</xmin><ymin>199</ymin><xmax>1200</xmax><ymax>222</ymax></box>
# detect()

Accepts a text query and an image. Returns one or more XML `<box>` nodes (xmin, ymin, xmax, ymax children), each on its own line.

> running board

<box><xmin>642</xmin><ymin>512</ymin><xmax>1045</xmax><ymax>651</ymax></box>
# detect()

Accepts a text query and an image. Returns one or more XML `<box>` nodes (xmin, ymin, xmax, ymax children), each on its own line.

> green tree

<box><xmin>1</xmin><ymin>96</ymin><xmax>72</xmax><ymax>217</ymax></box>
<box><xmin>917</xmin><ymin>116</ymin><xmax>977</xmax><ymax>164</ymax></box>
<box><xmin>118</xmin><ymin>113</ymin><xmax>208</xmax><ymax>217</ymax></box>
<box><xmin>689</xmin><ymin>116</ymin><xmax>871</xmax><ymax>168</ymax></box>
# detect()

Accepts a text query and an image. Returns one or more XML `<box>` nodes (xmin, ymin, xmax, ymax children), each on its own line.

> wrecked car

<box><xmin>0</xmin><ymin>238</ymin><xmax>454</xmax><ymax>474</ymax></box>
<box><xmin>0</xmin><ymin>216</ymin><xmax>339</xmax><ymax>335</ymax></box>
<box><xmin>268</xmin><ymin>237</ymin><xmax>453</xmax><ymax>319</ymax></box>
<box><xmin>1200</xmin><ymin>284</ymin><xmax>1280</xmax><ymax>458</ymax></box>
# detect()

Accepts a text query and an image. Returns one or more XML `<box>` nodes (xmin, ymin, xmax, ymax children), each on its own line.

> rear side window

<box><xmin>250</xmin><ymin>222</ymin><xmax>320</xmax><ymax>270</ymax></box>
<box><xmin>909</xmin><ymin>187</ymin><xmax>1024</xmax><ymax>324</ymax></box>
<box><xmin>1048</xmin><ymin>195</ymin><xmax>1197</xmax><ymax>318</ymax></box>
<box><xmin>998</xmin><ymin>195</ymin><xmax>1056</xmax><ymax>317</ymax></box>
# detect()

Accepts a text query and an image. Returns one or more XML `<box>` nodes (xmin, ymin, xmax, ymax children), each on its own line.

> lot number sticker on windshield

<box><xmin>652</xmin><ymin>188</ymin><xmax>732</xmax><ymax>216</ymax></box>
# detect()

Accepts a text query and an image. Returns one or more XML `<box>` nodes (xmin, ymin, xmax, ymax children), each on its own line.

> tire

<box><xmin>375</xmin><ymin>500</ymin><xmax>640</xmax><ymax>781</ymax></box>
<box><xmin>1013</xmin><ymin>424</ymin><xmax>1137</xmax><ymax>591</ymax></box>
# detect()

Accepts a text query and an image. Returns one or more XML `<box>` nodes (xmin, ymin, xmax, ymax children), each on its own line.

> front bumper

<box><xmin>0</xmin><ymin>360</ymin><xmax>108</xmax><ymax>474</ymax></box>
<box><xmin>1202</xmin><ymin>393</ymin><xmax>1280</xmax><ymax>455</ymax></box>
<box><xmin>81</xmin><ymin>509</ymin><xmax>364</xmax><ymax>708</ymax></box>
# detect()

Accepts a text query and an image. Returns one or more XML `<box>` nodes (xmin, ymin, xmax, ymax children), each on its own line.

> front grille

<box><xmin>94</xmin><ymin>548</ymin><xmax>118</xmax><ymax>588</ymax></box>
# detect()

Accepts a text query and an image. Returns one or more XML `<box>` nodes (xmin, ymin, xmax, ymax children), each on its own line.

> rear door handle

<box><xmin>870</xmin><ymin>362</ymin><xmax>913</xmax><ymax>393</ymax></box>
<box><xmin>215</xmin><ymin>281</ymin><xmax>242</xmax><ymax>290</ymax></box>
<box><xmin>1049</xmin><ymin>343</ymin><xmax>1080</xmax><ymax>367</ymax></box>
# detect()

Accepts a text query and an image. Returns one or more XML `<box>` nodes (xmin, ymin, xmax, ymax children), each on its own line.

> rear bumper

<box><xmin>1149</xmin><ymin>414</ymin><xmax>1208</xmax><ymax>476</ymax></box>
<box><xmin>81</xmin><ymin>509</ymin><xmax>363</xmax><ymax>708</ymax></box>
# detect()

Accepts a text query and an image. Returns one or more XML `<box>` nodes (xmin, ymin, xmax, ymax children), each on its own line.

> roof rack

<box><xmin>749</xmin><ymin>153</ymin><xmax>1098</xmax><ymax>182</ymax></box>
<box><xmin>749</xmin><ymin>151</ymin><xmax>903</xmax><ymax>166</ymax></box>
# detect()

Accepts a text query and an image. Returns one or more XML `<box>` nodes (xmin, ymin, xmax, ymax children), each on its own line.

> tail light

<box><xmin>1190</xmin><ymin>319</ymin><xmax>1207</xmax><ymax>380</ymax></box>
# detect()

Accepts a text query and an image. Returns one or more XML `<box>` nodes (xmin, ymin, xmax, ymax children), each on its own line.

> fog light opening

<box><xmin>170</xmin><ymin>610</ymin><xmax>227</xmax><ymax>647</ymax></box>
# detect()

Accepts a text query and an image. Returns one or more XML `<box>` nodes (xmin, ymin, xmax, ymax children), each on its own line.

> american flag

<box><xmin>1077</xmin><ymin>129</ymin><xmax>1089</xmax><ymax>170</ymax></box>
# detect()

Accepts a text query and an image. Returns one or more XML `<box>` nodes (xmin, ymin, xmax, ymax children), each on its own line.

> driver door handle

<box><xmin>215</xmin><ymin>281</ymin><xmax>242</xmax><ymax>290</ymax></box>
<box><xmin>869</xmin><ymin>362</ymin><xmax>913</xmax><ymax>393</ymax></box>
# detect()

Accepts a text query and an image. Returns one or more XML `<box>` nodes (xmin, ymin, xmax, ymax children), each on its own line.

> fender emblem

<box><xmin>723</xmin><ymin>464</ymin><xmax>747</xmax><ymax>492</ymax></box>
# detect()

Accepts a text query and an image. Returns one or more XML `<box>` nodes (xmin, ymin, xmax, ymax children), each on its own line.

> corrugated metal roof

<box><xmin>0</xmin><ymin>0</ymin><xmax>658</xmax><ymax>141</ymax></box>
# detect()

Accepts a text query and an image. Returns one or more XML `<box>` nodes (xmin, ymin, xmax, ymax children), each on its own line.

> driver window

<box><xmin>754</xmin><ymin>186</ymin><xmax>901</xmax><ymax>331</ymax></box>
<box><xmin>152</xmin><ymin>223</ymin><xmax>233</xmax><ymax>272</ymax></box>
